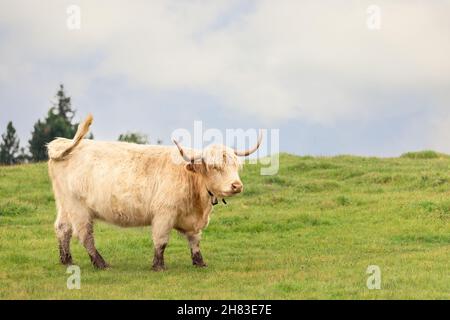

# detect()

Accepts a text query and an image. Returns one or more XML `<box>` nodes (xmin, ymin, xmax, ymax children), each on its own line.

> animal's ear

<box><xmin>185</xmin><ymin>162</ymin><xmax>196</xmax><ymax>172</ymax></box>
<box><xmin>185</xmin><ymin>160</ymin><xmax>206</xmax><ymax>173</ymax></box>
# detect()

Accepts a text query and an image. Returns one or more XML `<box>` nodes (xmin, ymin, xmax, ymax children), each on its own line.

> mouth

<box><xmin>220</xmin><ymin>190</ymin><xmax>242</xmax><ymax>197</ymax></box>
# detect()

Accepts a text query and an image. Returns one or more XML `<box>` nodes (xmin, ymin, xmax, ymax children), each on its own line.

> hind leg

<box><xmin>70</xmin><ymin>205</ymin><xmax>109</xmax><ymax>269</ymax></box>
<box><xmin>54</xmin><ymin>209</ymin><xmax>73</xmax><ymax>265</ymax></box>
<box><xmin>76</xmin><ymin>220</ymin><xmax>109</xmax><ymax>269</ymax></box>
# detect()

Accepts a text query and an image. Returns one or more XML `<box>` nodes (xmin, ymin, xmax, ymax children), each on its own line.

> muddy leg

<box><xmin>187</xmin><ymin>233</ymin><xmax>207</xmax><ymax>267</ymax></box>
<box><xmin>55</xmin><ymin>213</ymin><xmax>73</xmax><ymax>265</ymax></box>
<box><xmin>152</xmin><ymin>243</ymin><xmax>167</xmax><ymax>271</ymax></box>
<box><xmin>151</xmin><ymin>219</ymin><xmax>172</xmax><ymax>271</ymax></box>
<box><xmin>78</xmin><ymin>221</ymin><xmax>109</xmax><ymax>269</ymax></box>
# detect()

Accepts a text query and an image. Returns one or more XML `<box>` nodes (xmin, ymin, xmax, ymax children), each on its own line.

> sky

<box><xmin>0</xmin><ymin>0</ymin><xmax>449</xmax><ymax>157</ymax></box>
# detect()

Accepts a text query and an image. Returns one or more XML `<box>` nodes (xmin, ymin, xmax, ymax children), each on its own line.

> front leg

<box><xmin>152</xmin><ymin>243</ymin><xmax>167</xmax><ymax>271</ymax></box>
<box><xmin>151</xmin><ymin>219</ymin><xmax>172</xmax><ymax>271</ymax></box>
<box><xmin>187</xmin><ymin>233</ymin><xmax>207</xmax><ymax>267</ymax></box>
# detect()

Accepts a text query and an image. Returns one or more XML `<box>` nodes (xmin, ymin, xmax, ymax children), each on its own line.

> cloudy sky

<box><xmin>0</xmin><ymin>0</ymin><xmax>449</xmax><ymax>156</ymax></box>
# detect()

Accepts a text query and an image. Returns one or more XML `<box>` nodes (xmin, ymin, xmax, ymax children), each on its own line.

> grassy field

<box><xmin>2</xmin><ymin>152</ymin><xmax>450</xmax><ymax>299</ymax></box>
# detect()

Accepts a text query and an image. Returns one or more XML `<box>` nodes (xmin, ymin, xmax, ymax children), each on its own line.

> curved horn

<box><xmin>172</xmin><ymin>139</ymin><xmax>203</xmax><ymax>163</ymax></box>
<box><xmin>234</xmin><ymin>130</ymin><xmax>263</xmax><ymax>157</ymax></box>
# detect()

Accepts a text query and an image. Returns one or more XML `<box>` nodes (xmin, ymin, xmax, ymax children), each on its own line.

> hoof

<box><xmin>90</xmin><ymin>254</ymin><xmax>109</xmax><ymax>270</ymax></box>
<box><xmin>193</xmin><ymin>261</ymin><xmax>207</xmax><ymax>268</ymax></box>
<box><xmin>93</xmin><ymin>261</ymin><xmax>110</xmax><ymax>270</ymax></box>
<box><xmin>192</xmin><ymin>251</ymin><xmax>207</xmax><ymax>267</ymax></box>
<box><xmin>60</xmin><ymin>254</ymin><xmax>73</xmax><ymax>266</ymax></box>
<box><xmin>152</xmin><ymin>264</ymin><xmax>166</xmax><ymax>272</ymax></box>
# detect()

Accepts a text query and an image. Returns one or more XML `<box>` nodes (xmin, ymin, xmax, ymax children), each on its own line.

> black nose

<box><xmin>231</xmin><ymin>181</ymin><xmax>243</xmax><ymax>193</ymax></box>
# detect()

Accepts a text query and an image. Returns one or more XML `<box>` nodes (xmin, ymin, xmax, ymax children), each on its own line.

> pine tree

<box><xmin>28</xmin><ymin>85</ymin><xmax>79</xmax><ymax>162</ymax></box>
<box><xmin>55</xmin><ymin>84</ymin><xmax>74</xmax><ymax>121</ymax></box>
<box><xmin>0</xmin><ymin>121</ymin><xmax>20</xmax><ymax>165</ymax></box>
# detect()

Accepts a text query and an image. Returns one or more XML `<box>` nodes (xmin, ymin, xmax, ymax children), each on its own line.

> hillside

<box><xmin>1</xmin><ymin>152</ymin><xmax>450</xmax><ymax>299</ymax></box>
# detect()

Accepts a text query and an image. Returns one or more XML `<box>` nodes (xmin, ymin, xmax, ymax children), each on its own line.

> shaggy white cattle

<box><xmin>47</xmin><ymin>115</ymin><xmax>262</xmax><ymax>271</ymax></box>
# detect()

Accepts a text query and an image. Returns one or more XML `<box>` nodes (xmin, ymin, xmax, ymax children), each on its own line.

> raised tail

<box><xmin>47</xmin><ymin>114</ymin><xmax>93</xmax><ymax>161</ymax></box>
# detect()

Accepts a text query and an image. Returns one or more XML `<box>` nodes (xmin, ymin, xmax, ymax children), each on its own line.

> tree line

<box><xmin>0</xmin><ymin>84</ymin><xmax>154</xmax><ymax>165</ymax></box>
